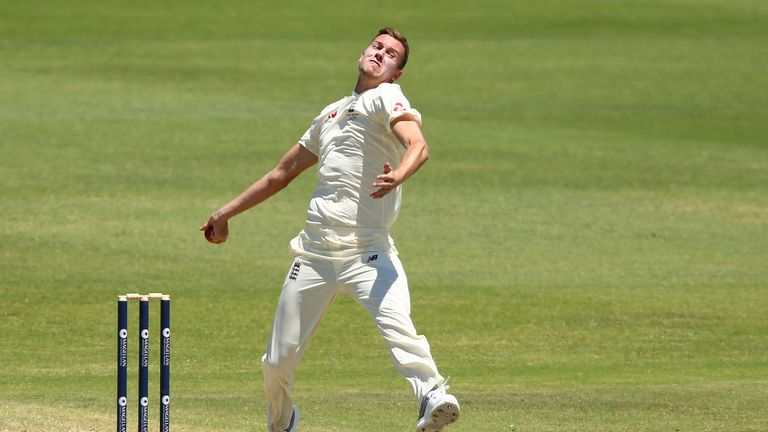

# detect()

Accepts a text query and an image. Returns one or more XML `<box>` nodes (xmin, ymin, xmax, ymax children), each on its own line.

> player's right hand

<box><xmin>200</xmin><ymin>215</ymin><xmax>229</xmax><ymax>244</ymax></box>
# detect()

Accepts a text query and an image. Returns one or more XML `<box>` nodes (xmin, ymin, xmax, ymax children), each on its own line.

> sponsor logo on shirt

<box><xmin>393</xmin><ymin>102</ymin><xmax>404</xmax><ymax>112</ymax></box>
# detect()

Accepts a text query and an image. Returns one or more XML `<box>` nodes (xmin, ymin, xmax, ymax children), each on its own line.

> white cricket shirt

<box><xmin>291</xmin><ymin>83</ymin><xmax>422</xmax><ymax>258</ymax></box>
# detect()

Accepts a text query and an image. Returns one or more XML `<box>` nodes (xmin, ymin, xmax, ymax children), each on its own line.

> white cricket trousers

<box><xmin>261</xmin><ymin>251</ymin><xmax>444</xmax><ymax>432</ymax></box>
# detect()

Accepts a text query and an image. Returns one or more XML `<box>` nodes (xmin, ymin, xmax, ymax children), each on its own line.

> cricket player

<box><xmin>201</xmin><ymin>27</ymin><xmax>459</xmax><ymax>432</ymax></box>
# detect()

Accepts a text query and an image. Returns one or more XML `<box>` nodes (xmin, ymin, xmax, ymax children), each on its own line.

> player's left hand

<box><xmin>371</xmin><ymin>163</ymin><xmax>401</xmax><ymax>199</ymax></box>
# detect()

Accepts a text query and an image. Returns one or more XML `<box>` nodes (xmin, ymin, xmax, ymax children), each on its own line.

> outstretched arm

<box><xmin>370</xmin><ymin>117</ymin><xmax>429</xmax><ymax>199</ymax></box>
<box><xmin>201</xmin><ymin>143</ymin><xmax>318</xmax><ymax>244</ymax></box>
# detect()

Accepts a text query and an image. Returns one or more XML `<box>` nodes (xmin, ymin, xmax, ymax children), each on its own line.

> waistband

<box><xmin>289</xmin><ymin>224</ymin><xmax>397</xmax><ymax>260</ymax></box>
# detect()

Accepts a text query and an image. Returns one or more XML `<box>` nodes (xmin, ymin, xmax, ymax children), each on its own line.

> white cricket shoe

<box><xmin>284</xmin><ymin>406</ymin><xmax>299</xmax><ymax>432</ymax></box>
<box><xmin>416</xmin><ymin>381</ymin><xmax>460</xmax><ymax>432</ymax></box>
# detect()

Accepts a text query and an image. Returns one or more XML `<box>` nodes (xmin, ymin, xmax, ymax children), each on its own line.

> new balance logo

<box><xmin>288</xmin><ymin>261</ymin><xmax>301</xmax><ymax>280</ymax></box>
<box><xmin>365</xmin><ymin>254</ymin><xmax>378</xmax><ymax>264</ymax></box>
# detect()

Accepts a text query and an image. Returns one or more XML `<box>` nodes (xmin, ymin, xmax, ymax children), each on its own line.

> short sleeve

<box><xmin>298</xmin><ymin>98</ymin><xmax>349</xmax><ymax>155</ymax></box>
<box><xmin>297</xmin><ymin>120</ymin><xmax>320</xmax><ymax>156</ymax></box>
<box><xmin>299</xmin><ymin>125</ymin><xmax>320</xmax><ymax>156</ymax></box>
<box><xmin>376</xmin><ymin>84</ymin><xmax>422</xmax><ymax>134</ymax></box>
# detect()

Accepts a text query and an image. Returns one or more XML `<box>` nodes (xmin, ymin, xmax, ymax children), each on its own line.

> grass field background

<box><xmin>1</xmin><ymin>1</ymin><xmax>767</xmax><ymax>431</ymax></box>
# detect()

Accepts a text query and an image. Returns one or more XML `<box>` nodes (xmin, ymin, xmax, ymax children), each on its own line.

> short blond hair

<box><xmin>376</xmin><ymin>27</ymin><xmax>409</xmax><ymax>69</ymax></box>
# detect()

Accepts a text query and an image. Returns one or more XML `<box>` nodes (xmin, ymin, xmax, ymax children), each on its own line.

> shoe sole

<box><xmin>285</xmin><ymin>406</ymin><xmax>299</xmax><ymax>432</ymax></box>
<box><xmin>418</xmin><ymin>401</ymin><xmax>460</xmax><ymax>432</ymax></box>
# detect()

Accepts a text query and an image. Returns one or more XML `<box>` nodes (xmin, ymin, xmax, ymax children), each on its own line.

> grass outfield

<box><xmin>1</xmin><ymin>1</ymin><xmax>767</xmax><ymax>431</ymax></box>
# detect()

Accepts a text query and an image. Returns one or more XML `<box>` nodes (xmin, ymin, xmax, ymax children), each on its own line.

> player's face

<box><xmin>358</xmin><ymin>34</ymin><xmax>405</xmax><ymax>84</ymax></box>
